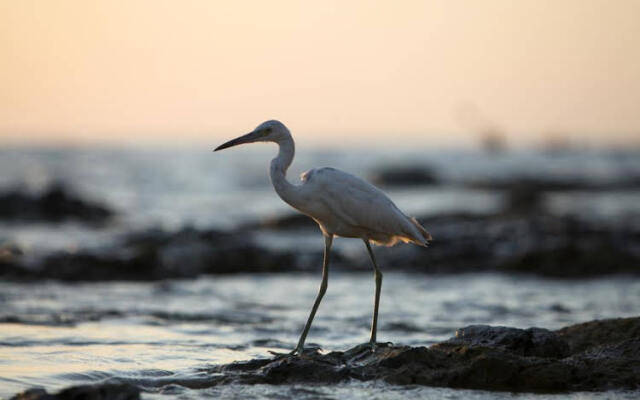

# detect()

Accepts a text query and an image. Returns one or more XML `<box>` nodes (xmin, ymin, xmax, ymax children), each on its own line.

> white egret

<box><xmin>215</xmin><ymin>120</ymin><xmax>431</xmax><ymax>354</ymax></box>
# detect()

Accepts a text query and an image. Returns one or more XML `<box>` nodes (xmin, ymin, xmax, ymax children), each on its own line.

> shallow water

<box><xmin>1</xmin><ymin>272</ymin><xmax>639</xmax><ymax>398</ymax></box>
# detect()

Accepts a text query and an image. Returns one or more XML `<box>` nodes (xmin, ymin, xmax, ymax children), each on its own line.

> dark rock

<box><xmin>0</xmin><ymin>184</ymin><xmax>113</xmax><ymax>224</ymax></box>
<box><xmin>10</xmin><ymin>383</ymin><xmax>139</xmax><ymax>400</ymax></box>
<box><xmin>203</xmin><ymin>317</ymin><xmax>640</xmax><ymax>392</ymax></box>
<box><xmin>241</xmin><ymin>213</ymin><xmax>317</xmax><ymax>231</ymax></box>
<box><xmin>38</xmin><ymin>250</ymin><xmax>159</xmax><ymax>281</ymax></box>
<box><xmin>10</xmin><ymin>388</ymin><xmax>50</xmax><ymax>400</ymax></box>
<box><xmin>372</xmin><ymin>213</ymin><xmax>640</xmax><ymax>277</ymax></box>
<box><xmin>1</xmin><ymin>227</ymin><xmax>300</xmax><ymax>281</ymax></box>
<box><xmin>466</xmin><ymin>176</ymin><xmax>640</xmax><ymax>193</ymax></box>
<box><xmin>2</xmin><ymin>211</ymin><xmax>639</xmax><ymax>281</ymax></box>
<box><xmin>442</xmin><ymin>325</ymin><xmax>570</xmax><ymax>358</ymax></box>
<box><xmin>496</xmin><ymin>243</ymin><xmax>640</xmax><ymax>277</ymax></box>
<box><xmin>549</xmin><ymin>303</ymin><xmax>571</xmax><ymax>313</ymax></box>
<box><xmin>555</xmin><ymin>317</ymin><xmax>640</xmax><ymax>354</ymax></box>
<box><xmin>370</xmin><ymin>166</ymin><xmax>438</xmax><ymax>187</ymax></box>
<box><xmin>503</xmin><ymin>183</ymin><xmax>543</xmax><ymax>213</ymax></box>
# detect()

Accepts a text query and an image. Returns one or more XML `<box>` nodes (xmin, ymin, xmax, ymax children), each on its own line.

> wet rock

<box><xmin>496</xmin><ymin>242</ymin><xmax>640</xmax><ymax>277</ymax></box>
<box><xmin>2</xmin><ymin>212</ymin><xmax>638</xmax><ymax>281</ymax></box>
<box><xmin>0</xmin><ymin>184</ymin><xmax>113</xmax><ymax>224</ymax></box>
<box><xmin>549</xmin><ymin>303</ymin><xmax>571</xmax><ymax>313</ymax></box>
<box><xmin>37</xmin><ymin>250</ymin><xmax>159</xmax><ymax>281</ymax></box>
<box><xmin>503</xmin><ymin>183</ymin><xmax>543</xmax><ymax>213</ymax></box>
<box><xmin>1</xmin><ymin>227</ymin><xmax>299</xmax><ymax>281</ymax></box>
<box><xmin>373</xmin><ymin>213</ymin><xmax>640</xmax><ymax>277</ymax></box>
<box><xmin>467</xmin><ymin>176</ymin><xmax>640</xmax><ymax>192</ymax></box>
<box><xmin>206</xmin><ymin>317</ymin><xmax>640</xmax><ymax>392</ymax></box>
<box><xmin>10</xmin><ymin>383</ymin><xmax>139</xmax><ymax>400</ymax></box>
<box><xmin>370</xmin><ymin>166</ymin><xmax>438</xmax><ymax>187</ymax></box>
<box><xmin>555</xmin><ymin>317</ymin><xmax>640</xmax><ymax>354</ymax></box>
<box><xmin>443</xmin><ymin>325</ymin><xmax>570</xmax><ymax>358</ymax></box>
<box><xmin>241</xmin><ymin>213</ymin><xmax>317</xmax><ymax>231</ymax></box>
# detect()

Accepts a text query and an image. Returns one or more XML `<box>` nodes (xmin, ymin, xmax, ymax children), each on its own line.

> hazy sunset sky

<box><xmin>1</xmin><ymin>0</ymin><xmax>639</xmax><ymax>147</ymax></box>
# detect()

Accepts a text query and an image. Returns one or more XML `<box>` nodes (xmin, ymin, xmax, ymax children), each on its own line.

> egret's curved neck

<box><xmin>270</xmin><ymin>136</ymin><xmax>300</xmax><ymax>207</ymax></box>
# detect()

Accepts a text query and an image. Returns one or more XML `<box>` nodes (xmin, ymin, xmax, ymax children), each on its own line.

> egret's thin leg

<box><xmin>364</xmin><ymin>240</ymin><xmax>383</xmax><ymax>346</ymax></box>
<box><xmin>293</xmin><ymin>234</ymin><xmax>333</xmax><ymax>355</ymax></box>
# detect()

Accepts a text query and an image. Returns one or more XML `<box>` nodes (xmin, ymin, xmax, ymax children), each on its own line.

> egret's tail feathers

<box><xmin>410</xmin><ymin>217</ymin><xmax>432</xmax><ymax>246</ymax></box>
<box><xmin>368</xmin><ymin>217</ymin><xmax>432</xmax><ymax>248</ymax></box>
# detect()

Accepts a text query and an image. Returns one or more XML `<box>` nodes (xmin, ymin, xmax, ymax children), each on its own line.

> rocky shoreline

<box><xmin>11</xmin><ymin>317</ymin><xmax>640</xmax><ymax>398</ymax></box>
<box><xmin>1</xmin><ymin>181</ymin><xmax>638</xmax><ymax>281</ymax></box>
<box><xmin>2</xmin><ymin>211</ymin><xmax>638</xmax><ymax>281</ymax></box>
<box><xmin>209</xmin><ymin>317</ymin><xmax>640</xmax><ymax>392</ymax></box>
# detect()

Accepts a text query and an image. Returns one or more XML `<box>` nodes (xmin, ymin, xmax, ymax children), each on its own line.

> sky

<box><xmin>1</xmin><ymin>0</ymin><xmax>639</xmax><ymax>147</ymax></box>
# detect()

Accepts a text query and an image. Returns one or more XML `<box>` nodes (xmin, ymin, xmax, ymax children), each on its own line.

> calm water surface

<box><xmin>1</xmin><ymin>272</ymin><xmax>639</xmax><ymax>399</ymax></box>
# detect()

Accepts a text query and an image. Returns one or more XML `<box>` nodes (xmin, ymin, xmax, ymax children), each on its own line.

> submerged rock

<box><xmin>10</xmin><ymin>383</ymin><xmax>139</xmax><ymax>400</ymax></box>
<box><xmin>207</xmin><ymin>317</ymin><xmax>640</xmax><ymax>392</ymax></box>
<box><xmin>370</xmin><ymin>166</ymin><xmax>439</xmax><ymax>187</ymax></box>
<box><xmin>374</xmin><ymin>213</ymin><xmax>640</xmax><ymax>277</ymax></box>
<box><xmin>466</xmin><ymin>176</ymin><xmax>640</xmax><ymax>192</ymax></box>
<box><xmin>0</xmin><ymin>227</ymin><xmax>299</xmax><ymax>281</ymax></box>
<box><xmin>0</xmin><ymin>184</ymin><xmax>113</xmax><ymax>224</ymax></box>
<box><xmin>241</xmin><ymin>213</ymin><xmax>317</xmax><ymax>231</ymax></box>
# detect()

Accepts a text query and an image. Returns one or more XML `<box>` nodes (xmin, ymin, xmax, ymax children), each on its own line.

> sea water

<box><xmin>1</xmin><ymin>146</ymin><xmax>639</xmax><ymax>398</ymax></box>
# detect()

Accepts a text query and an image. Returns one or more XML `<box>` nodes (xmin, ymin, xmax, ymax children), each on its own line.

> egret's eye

<box><xmin>264</xmin><ymin>127</ymin><xmax>272</xmax><ymax>135</ymax></box>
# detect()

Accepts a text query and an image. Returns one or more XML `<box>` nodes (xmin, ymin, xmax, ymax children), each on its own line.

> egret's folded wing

<box><xmin>309</xmin><ymin>168</ymin><xmax>422</xmax><ymax>243</ymax></box>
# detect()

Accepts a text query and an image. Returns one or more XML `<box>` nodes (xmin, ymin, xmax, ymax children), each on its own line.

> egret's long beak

<box><xmin>214</xmin><ymin>131</ymin><xmax>260</xmax><ymax>151</ymax></box>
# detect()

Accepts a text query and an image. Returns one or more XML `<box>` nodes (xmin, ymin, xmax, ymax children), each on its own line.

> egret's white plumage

<box><xmin>215</xmin><ymin>120</ymin><xmax>431</xmax><ymax>355</ymax></box>
<box><xmin>295</xmin><ymin>166</ymin><xmax>431</xmax><ymax>246</ymax></box>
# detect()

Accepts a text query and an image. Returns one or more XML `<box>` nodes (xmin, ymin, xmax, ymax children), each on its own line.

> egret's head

<box><xmin>214</xmin><ymin>120</ymin><xmax>290</xmax><ymax>151</ymax></box>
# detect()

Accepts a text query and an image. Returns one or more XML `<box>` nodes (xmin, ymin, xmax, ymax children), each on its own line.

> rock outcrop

<box><xmin>208</xmin><ymin>317</ymin><xmax>640</xmax><ymax>392</ymax></box>
<box><xmin>10</xmin><ymin>383</ymin><xmax>139</xmax><ymax>400</ymax></box>
<box><xmin>0</xmin><ymin>184</ymin><xmax>113</xmax><ymax>224</ymax></box>
<box><xmin>2</xmin><ymin>212</ymin><xmax>638</xmax><ymax>281</ymax></box>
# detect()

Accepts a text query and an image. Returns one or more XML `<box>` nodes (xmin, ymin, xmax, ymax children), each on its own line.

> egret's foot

<box><xmin>268</xmin><ymin>349</ymin><xmax>297</xmax><ymax>358</ymax></box>
<box><xmin>347</xmin><ymin>341</ymin><xmax>394</xmax><ymax>360</ymax></box>
<box><xmin>369</xmin><ymin>341</ymin><xmax>393</xmax><ymax>353</ymax></box>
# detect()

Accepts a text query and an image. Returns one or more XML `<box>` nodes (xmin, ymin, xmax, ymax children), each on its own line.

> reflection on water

<box><xmin>1</xmin><ymin>272</ymin><xmax>639</xmax><ymax>398</ymax></box>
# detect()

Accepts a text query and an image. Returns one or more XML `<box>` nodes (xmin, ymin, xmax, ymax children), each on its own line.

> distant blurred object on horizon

<box><xmin>479</xmin><ymin>127</ymin><xmax>508</xmax><ymax>154</ymax></box>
